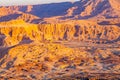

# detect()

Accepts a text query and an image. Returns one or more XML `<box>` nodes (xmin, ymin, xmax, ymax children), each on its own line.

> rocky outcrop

<box><xmin>0</xmin><ymin>20</ymin><xmax>120</xmax><ymax>46</ymax></box>
<box><xmin>0</xmin><ymin>1</ymin><xmax>120</xmax><ymax>80</ymax></box>
<box><xmin>0</xmin><ymin>42</ymin><xmax>119</xmax><ymax>79</ymax></box>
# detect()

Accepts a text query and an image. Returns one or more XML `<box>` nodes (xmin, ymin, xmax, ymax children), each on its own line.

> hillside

<box><xmin>0</xmin><ymin>0</ymin><xmax>120</xmax><ymax>23</ymax></box>
<box><xmin>0</xmin><ymin>0</ymin><xmax>120</xmax><ymax>79</ymax></box>
<box><xmin>0</xmin><ymin>20</ymin><xmax>119</xmax><ymax>46</ymax></box>
<box><xmin>0</xmin><ymin>42</ymin><xmax>120</xmax><ymax>79</ymax></box>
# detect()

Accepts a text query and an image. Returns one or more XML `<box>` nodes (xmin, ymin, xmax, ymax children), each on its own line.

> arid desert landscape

<box><xmin>0</xmin><ymin>0</ymin><xmax>120</xmax><ymax>79</ymax></box>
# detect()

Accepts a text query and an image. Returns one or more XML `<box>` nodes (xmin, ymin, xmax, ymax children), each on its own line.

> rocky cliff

<box><xmin>0</xmin><ymin>20</ymin><xmax>120</xmax><ymax>46</ymax></box>
<box><xmin>0</xmin><ymin>1</ymin><xmax>120</xmax><ymax>79</ymax></box>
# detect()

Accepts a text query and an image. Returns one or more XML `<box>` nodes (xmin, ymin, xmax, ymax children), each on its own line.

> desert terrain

<box><xmin>0</xmin><ymin>0</ymin><xmax>120</xmax><ymax>80</ymax></box>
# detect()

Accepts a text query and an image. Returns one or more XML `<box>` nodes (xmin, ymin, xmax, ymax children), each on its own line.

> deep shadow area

<box><xmin>74</xmin><ymin>25</ymin><xmax>80</xmax><ymax>37</ymax></box>
<box><xmin>98</xmin><ymin>21</ymin><xmax>120</xmax><ymax>26</ymax></box>
<box><xmin>30</xmin><ymin>2</ymin><xmax>73</xmax><ymax>18</ymax></box>
<box><xmin>19</xmin><ymin>36</ymin><xmax>33</xmax><ymax>44</ymax></box>
<box><xmin>0</xmin><ymin>14</ymin><xmax>22</xmax><ymax>22</ymax></box>
<box><xmin>0</xmin><ymin>47</ymin><xmax>11</xmax><ymax>67</ymax></box>
<box><xmin>0</xmin><ymin>45</ymin><xmax>17</xmax><ymax>59</ymax></box>
<box><xmin>0</xmin><ymin>34</ymin><xmax>6</xmax><ymax>46</ymax></box>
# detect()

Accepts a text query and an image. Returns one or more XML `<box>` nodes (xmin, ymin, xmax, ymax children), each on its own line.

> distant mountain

<box><xmin>0</xmin><ymin>0</ymin><xmax>120</xmax><ymax>23</ymax></box>
<box><xmin>0</xmin><ymin>1</ymin><xmax>120</xmax><ymax>80</ymax></box>
<box><xmin>66</xmin><ymin>0</ymin><xmax>120</xmax><ymax>19</ymax></box>
<box><xmin>0</xmin><ymin>2</ymin><xmax>73</xmax><ymax>17</ymax></box>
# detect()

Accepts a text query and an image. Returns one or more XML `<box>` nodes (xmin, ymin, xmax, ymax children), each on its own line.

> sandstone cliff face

<box><xmin>0</xmin><ymin>20</ymin><xmax>120</xmax><ymax>46</ymax></box>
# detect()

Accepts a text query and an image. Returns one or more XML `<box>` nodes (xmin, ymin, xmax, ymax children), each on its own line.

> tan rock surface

<box><xmin>0</xmin><ymin>20</ymin><xmax>120</xmax><ymax>46</ymax></box>
<box><xmin>0</xmin><ymin>0</ymin><xmax>120</xmax><ymax>79</ymax></box>
<box><xmin>0</xmin><ymin>42</ymin><xmax>119</xmax><ymax>79</ymax></box>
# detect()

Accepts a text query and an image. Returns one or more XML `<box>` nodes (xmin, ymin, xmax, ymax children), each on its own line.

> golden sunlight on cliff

<box><xmin>0</xmin><ymin>20</ymin><xmax>120</xmax><ymax>46</ymax></box>
<box><xmin>0</xmin><ymin>0</ymin><xmax>120</xmax><ymax>79</ymax></box>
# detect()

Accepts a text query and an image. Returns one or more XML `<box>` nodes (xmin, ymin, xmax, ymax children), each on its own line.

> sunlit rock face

<box><xmin>0</xmin><ymin>42</ymin><xmax>119</xmax><ymax>79</ymax></box>
<box><xmin>0</xmin><ymin>0</ymin><xmax>120</xmax><ymax>79</ymax></box>
<box><xmin>109</xmin><ymin>0</ymin><xmax>120</xmax><ymax>10</ymax></box>
<box><xmin>65</xmin><ymin>0</ymin><xmax>120</xmax><ymax>19</ymax></box>
<box><xmin>0</xmin><ymin>20</ymin><xmax>120</xmax><ymax>46</ymax></box>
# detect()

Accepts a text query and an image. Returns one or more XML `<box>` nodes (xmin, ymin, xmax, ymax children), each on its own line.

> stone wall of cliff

<box><xmin>0</xmin><ymin>20</ymin><xmax>120</xmax><ymax>46</ymax></box>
